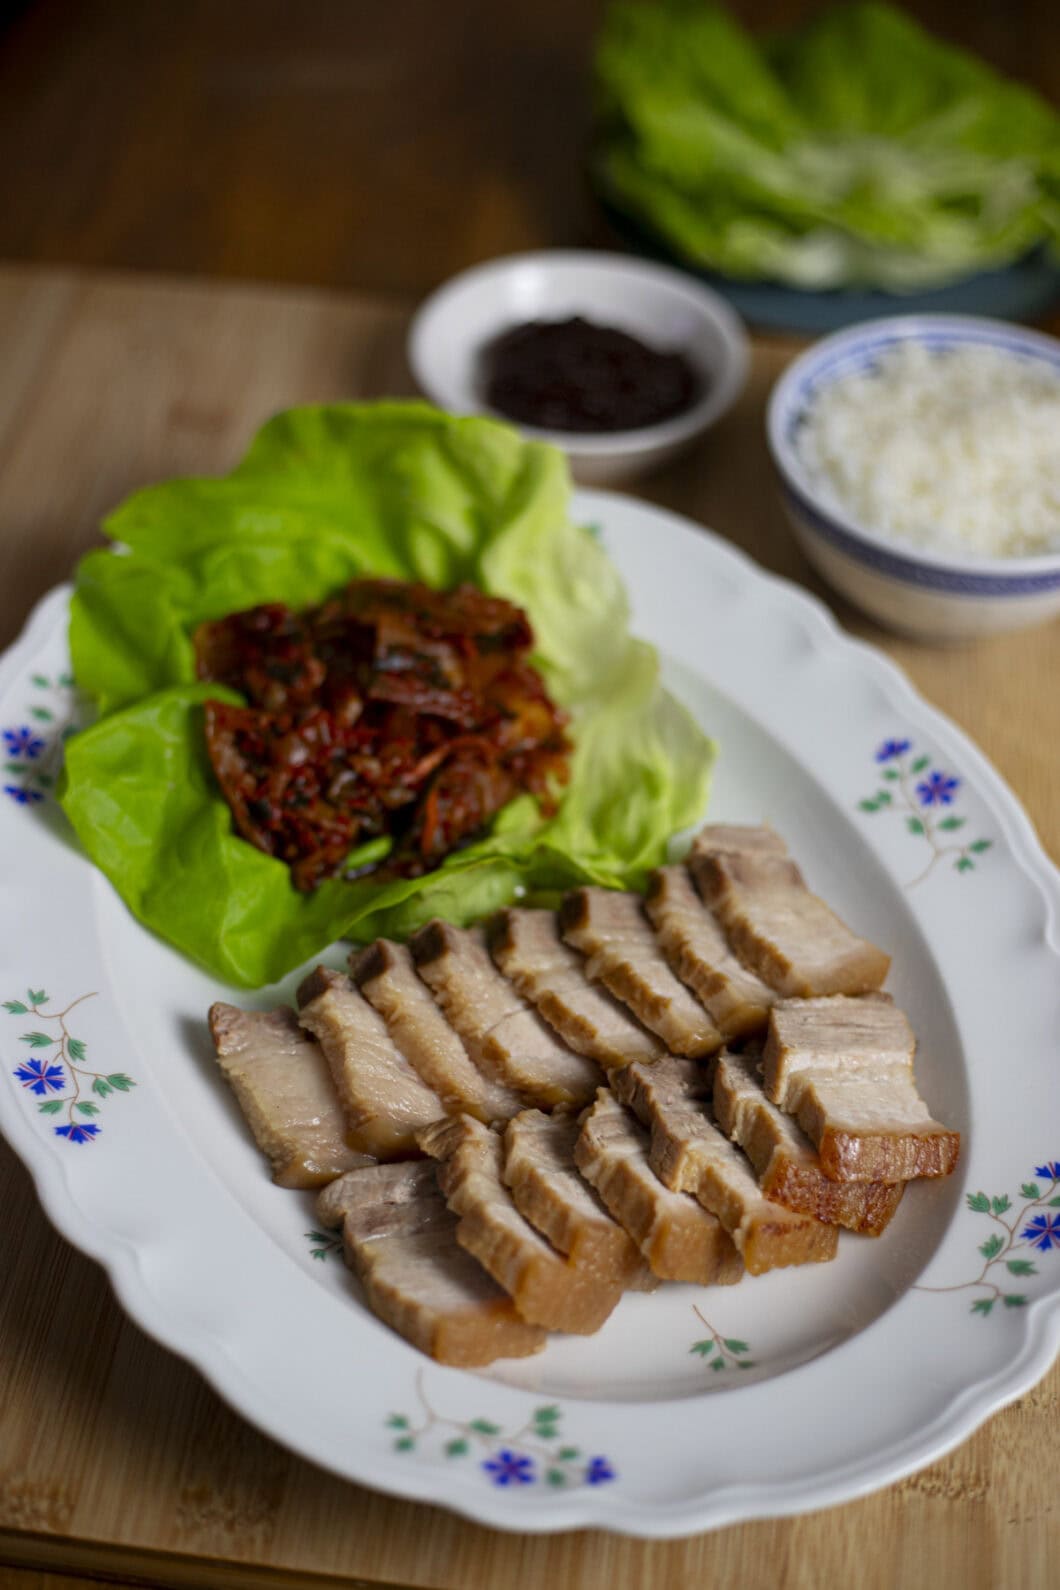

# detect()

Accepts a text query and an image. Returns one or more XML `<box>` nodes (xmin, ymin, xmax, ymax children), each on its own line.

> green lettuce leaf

<box><xmin>593</xmin><ymin>1</ymin><xmax>1060</xmax><ymax>289</ymax></box>
<box><xmin>60</xmin><ymin>402</ymin><xmax>713</xmax><ymax>987</ymax></box>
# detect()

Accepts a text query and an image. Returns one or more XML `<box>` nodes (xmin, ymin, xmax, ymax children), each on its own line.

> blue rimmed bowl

<box><xmin>766</xmin><ymin>316</ymin><xmax>1060</xmax><ymax>641</ymax></box>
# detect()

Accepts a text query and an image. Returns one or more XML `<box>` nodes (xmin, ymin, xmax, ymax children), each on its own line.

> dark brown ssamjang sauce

<box><xmin>482</xmin><ymin>315</ymin><xmax>703</xmax><ymax>432</ymax></box>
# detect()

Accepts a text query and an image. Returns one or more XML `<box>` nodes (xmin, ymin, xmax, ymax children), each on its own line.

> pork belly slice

<box><xmin>352</xmin><ymin>940</ymin><xmax>523</xmax><ymax>1123</ymax></box>
<box><xmin>502</xmin><ymin>1109</ymin><xmax>653</xmax><ymax>1290</ymax></box>
<box><xmin>763</xmin><ymin>996</ymin><xmax>960</xmax><ymax>1182</ymax></box>
<box><xmin>612</xmin><ymin>1059</ymin><xmax>837</xmax><ymax>1273</ymax></box>
<box><xmin>489</xmin><ymin>908</ymin><xmax>663</xmax><ymax>1069</ymax></box>
<box><xmin>209</xmin><ymin>1003</ymin><xmax>372</xmax><ymax>1189</ymax></box>
<box><xmin>321</xmin><ymin>1160</ymin><xmax>545</xmax><ymax>1366</ymax></box>
<box><xmin>689</xmin><ymin>840</ymin><xmax>890</xmax><ymax>999</ymax></box>
<box><xmin>297</xmin><ymin>966</ymin><xmax>443</xmax><ymax>1159</ymax></box>
<box><xmin>560</xmin><ymin>888</ymin><xmax>722</xmax><ymax>1059</ymax></box>
<box><xmin>574</xmin><ymin>1090</ymin><xmax>743</xmax><ymax>1286</ymax></box>
<box><xmin>646</xmin><ymin>866</ymin><xmax>775</xmax><ymax>1040</ymax></box>
<box><xmin>418</xmin><ymin>1114</ymin><xmax>622</xmax><ymax>1333</ymax></box>
<box><xmin>689</xmin><ymin>823</ymin><xmax>788</xmax><ymax>860</ymax></box>
<box><xmin>410</xmin><ymin>921</ymin><xmax>600</xmax><ymax>1109</ymax></box>
<box><xmin>713</xmin><ymin>1050</ymin><xmax>905</xmax><ymax>1236</ymax></box>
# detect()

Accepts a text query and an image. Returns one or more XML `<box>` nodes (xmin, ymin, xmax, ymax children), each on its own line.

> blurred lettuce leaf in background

<box><xmin>593</xmin><ymin>0</ymin><xmax>1060</xmax><ymax>289</ymax></box>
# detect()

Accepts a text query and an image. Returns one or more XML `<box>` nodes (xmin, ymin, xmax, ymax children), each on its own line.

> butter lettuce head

<box><xmin>593</xmin><ymin>1</ymin><xmax>1060</xmax><ymax>289</ymax></box>
<box><xmin>60</xmin><ymin>402</ymin><xmax>713</xmax><ymax>987</ymax></box>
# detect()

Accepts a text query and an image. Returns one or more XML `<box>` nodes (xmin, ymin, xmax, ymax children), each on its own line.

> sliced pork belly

<box><xmin>297</xmin><ymin>966</ymin><xmax>443</xmax><ymax>1159</ymax></box>
<box><xmin>352</xmin><ymin>939</ymin><xmax>523</xmax><ymax>1123</ymax></box>
<box><xmin>574</xmin><ymin>1090</ymin><xmax>743</xmax><ymax>1286</ymax></box>
<box><xmin>418</xmin><ymin>1114</ymin><xmax>622</xmax><ymax>1333</ymax></box>
<box><xmin>646</xmin><ymin>866</ymin><xmax>775</xmax><ymax>1039</ymax></box>
<box><xmin>322</xmin><ymin>1160</ymin><xmax>545</xmax><ymax>1366</ymax></box>
<box><xmin>209</xmin><ymin>1003</ymin><xmax>371</xmax><ymax>1188</ymax></box>
<box><xmin>763</xmin><ymin>996</ymin><xmax>960</xmax><ymax>1182</ymax></box>
<box><xmin>613</xmin><ymin>1059</ymin><xmax>837</xmax><ymax>1273</ymax></box>
<box><xmin>689</xmin><ymin>823</ymin><xmax>788</xmax><ymax>860</ymax></box>
<box><xmin>502</xmin><ymin>1109</ymin><xmax>651</xmax><ymax>1290</ymax></box>
<box><xmin>316</xmin><ymin>1166</ymin><xmax>371</xmax><ymax>1230</ymax></box>
<box><xmin>560</xmin><ymin>888</ymin><xmax>721</xmax><ymax>1058</ymax></box>
<box><xmin>713</xmin><ymin>1050</ymin><xmax>904</xmax><ymax>1235</ymax></box>
<box><xmin>489</xmin><ymin>908</ymin><xmax>663</xmax><ymax>1069</ymax></box>
<box><xmin>690</xmin><ymin>838</ymin><xmax>890</xmax><ymax>999</ymax></box>
<box><xmin>410</xmin><ymin>921</ymin><xmax>600</xmax><ymax>1109</ymax></box>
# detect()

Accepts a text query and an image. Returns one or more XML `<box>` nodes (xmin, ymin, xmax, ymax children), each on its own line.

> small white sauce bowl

<box><xmin>767</xmin><ymin>315</ymin><xmax>1060</xmax><ymax>642</ymax></box>
<box><xmin>408</xmin><ymin>250</ymin><xmax>749</xmax><ymax>485</ymax></box>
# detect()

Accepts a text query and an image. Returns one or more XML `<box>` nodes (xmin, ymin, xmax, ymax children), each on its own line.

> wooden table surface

<box><xmin>0</xmin><ymin>263</ymin><xmax>1057</xmax><ymax>1590</ymax></box>
<box><xmin>0</xmin><ymin>0</ymin><xmax>1057</xmax><ymax>299</ymax></box>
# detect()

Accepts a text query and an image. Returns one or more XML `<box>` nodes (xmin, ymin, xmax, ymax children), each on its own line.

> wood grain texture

<box><xmin>0</xmin><ymin>0</ymin><xmax>1056</xmax><ymax>300</ymax></box>
<box><xmin>0</xmin><ymin>265</ymin><xmax>1057</xmax><ymax>1589</ymax></box>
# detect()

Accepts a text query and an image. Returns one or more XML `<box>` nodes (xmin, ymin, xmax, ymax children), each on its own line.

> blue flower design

<box><xmin>1022</xmin><ymin>1213</ymin><xmax>1060</xmax><ymax>1252</ymax></box>
<box><xmin>4</xmin><ymin>784</ymin><xmax>44</xmax><ymax>805</ymax></box>
<box><xmin>585</xmin><ymin>1456</ymin><xmax>616</xmax><ymax>1485</ymax></box>
<box><xmin>54</xmin><ymin>1122</ymin><xmax>101</xmax><ymax>1144</ymax></box>
<box><xmin>1034</xmin><ymin>1162</ymin><xmax>1060</xmax><ymax>1181</ymax></box>
<box><xmin>875</xmin><ymin>738</ymin><xmax>911</xmax><ymax>762</ymax></box>
<box><xmin>482</xmin><ymin>1449</ymin><xmax>535</xmax><ymax>1486</ymax></box>
<box><xmin>14</xmin><ymin>1059</ymin><xmax>66</xmax><ymax>1096</ymax></box>
<box><xmin>2</xmin><ymin>726</ymin><xmax>46</xmax><ymax>759</ymax></box>
<box><xmin>916</xmin><ymin>771</ymin><xmax>960</xmax><ymax>807</ymax></box>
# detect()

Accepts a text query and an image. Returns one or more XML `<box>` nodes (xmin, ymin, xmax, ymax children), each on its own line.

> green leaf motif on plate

<box><xmin>386</xmin><ymin>1376</ymin><xmax>617</xmax><ymax>1491</ymax></box>
<box><xmin>918</xmin><ymin>1161</ymin><xmax>1059</xmax><ymax>1320</ymax></box>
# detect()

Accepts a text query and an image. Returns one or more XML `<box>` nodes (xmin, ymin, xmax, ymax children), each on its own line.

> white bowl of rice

<box><xmin>767</xmin><ymin>315</ymin><xmax>1060</xmax><ymax>641</ymax></box>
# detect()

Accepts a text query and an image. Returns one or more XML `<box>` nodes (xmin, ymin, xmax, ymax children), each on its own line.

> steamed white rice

<box><xmin>795</xmin><ymin>341</ymin><xmax>1060</xmax><ymax>559</ymax></box>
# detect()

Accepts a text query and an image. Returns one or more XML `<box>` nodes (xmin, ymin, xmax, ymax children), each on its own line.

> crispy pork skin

<box><xmin>410</xmin><ymin>921</ymin><xmax>600</xmax><ymax>1108</ymax></box>
<box><xmin>763</xmin><ymin>996</ymin><xmax>960</xmax><ymax>1181</ymax></box>
<box><xmin>502</xmin><ymin>1110</ymin><xmax>651</xmax><ymax>1289</ymax></box>
<box><xmin>713</xmin><ymin>1050</ymin><xmax>904</xmax><ymax>1235</ymax></box>
<box><xmin>209</xmin><ymin>1003</ymin><xmax>371</xmax><ymax>1188</ymax></box>
<box><xmin>296</xmin><ymin>966</ymin><xmax>443</xmax><ymax>1159</ymax></box>
<box><xmin>690</xmin><ymin>840</ymin><xmax>891</xmax><ymax>998</ymax></box>
<box><xmin>352</xmin><ymin>939</ymin><xmax>523</xmax><ymax>1123</ymax></box>
<box><xmin>613</xmin><ymin>1060</ymin><xmax>837</xmax><ymax>1273</ymax></box>
<box><xmin>418</xmin><ymin>1114</ymin><xmax>623</xmax><ymax>1333</ymax></box>
<box><xmin>324</xmin><ymin>1160</ymin><xmax>545</xmax><ymax>1365</ymax></box>
<box><xmin>489</xmin><ymin>908</ymin><xmax>663</xmax><ymax>1068</ymax></box>
<box><xmin>646</xmin><ymin>866</ymin><xmax>775</xmax><ymax>1039</ymax></box>
<box><xmin>560</xmin><ymin>888</ymin><xmax>722</xmax><ymax>1058</ymax></box>
<box><xmin>574</xmin><ymin>1090</ymin><xmax>743</xmax><ymax>1285</ymax></box>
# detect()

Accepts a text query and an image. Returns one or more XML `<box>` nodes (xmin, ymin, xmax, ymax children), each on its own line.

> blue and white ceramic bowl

<box><xmin>767</xmin><ymin>315</ymin><xmax>1060</xmax><ymax>641</ymax></box>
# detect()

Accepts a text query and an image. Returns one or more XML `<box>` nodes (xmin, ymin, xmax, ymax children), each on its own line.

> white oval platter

<box><xmin>1</xmin><ymin>489</ymin><xmax>1058</xmax><ymax>1538</ymax></box>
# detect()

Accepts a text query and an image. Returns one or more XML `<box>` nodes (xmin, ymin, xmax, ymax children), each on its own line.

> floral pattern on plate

<box><xmin>858</xmin><ymin>737</ymin><xmax>992</xmax><ymax>885</ymax></box>
<box><xmin>6</xmin><ymin>989</ymin><xmax>135</xmax><ymax>1144</ymax></box>
<box><xmin>2</xmin><ymin>671</ymin><xmax>82</xmax><ymax>808</ymax></box>
<box><xmin>917</xmin><ymin>1162</ymin><xmax>1060</xmax><ymax>1316</ymax></box>
<box><xmin>388</xmin><ymin>1371</ymin><xmax>616</xmax><ymax>1491</ymax></box>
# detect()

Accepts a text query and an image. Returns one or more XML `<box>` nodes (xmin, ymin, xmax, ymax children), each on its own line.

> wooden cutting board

<box><xmin>0</xmin><ymin>264</ymin><xmax>1056</xmax><ymax>1590</ymax></box>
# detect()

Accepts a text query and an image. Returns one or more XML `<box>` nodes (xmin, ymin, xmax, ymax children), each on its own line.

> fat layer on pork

<box><xmin>418</xmin><ymin>1113</ymin><xmax>623</xmax><ymax>1333</ymax></box>
<box><xmin>209</xmin><ymin>1002</ymin><xmax>371</xmax><ymax>1188</ymax></box>
<box><xmin>646</xmin><ymin>866</ymin><xmax>775</xmax><ymax>1039</ymax></box>
<box><xmin>574</xmin><ymin>1090</ymin><xmax>743</xmax><ymax>1286</ymax></box>
<box><xmin>560</xmin><ymin>888</ymin><xmax>722</xmax><ymax>1058</ymax></box>
<box><xmin>352</xmin><ymin>939</ymin><xmax>523</xmax><ymax>1122</ymax></box>
<box><xmin>713</xmin><ymin>1049</ymin><xmax>904</xmax><ymax>1234</ymax></box>
<box><xmin>297</xmin><ymin>966</ymin><xmax>443</xmax><ymax>1158</ymax></box>
<box><xmin>489</xmin><ymin>907</ymin><xmax>663</xmax><ymax>1068</ymax></box>
<box><xmin>763</xmin><ymin>995</ymin><xmax>960</xmax><ymax>1181</ymax></box>
<box><xmin>410</xmin><ymin>921</ymin><xmax>600</xmax><ymax>1108</ymax></box>
<box><xmin>324</xmin><ymin>1160</ymin><xmax>546</xmax><ymax>1365</ymax></box>
<box><xmin>613</xmin><ymin>1059</ymin><xmax>838</xmax><ymax>1273</ymax></box>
